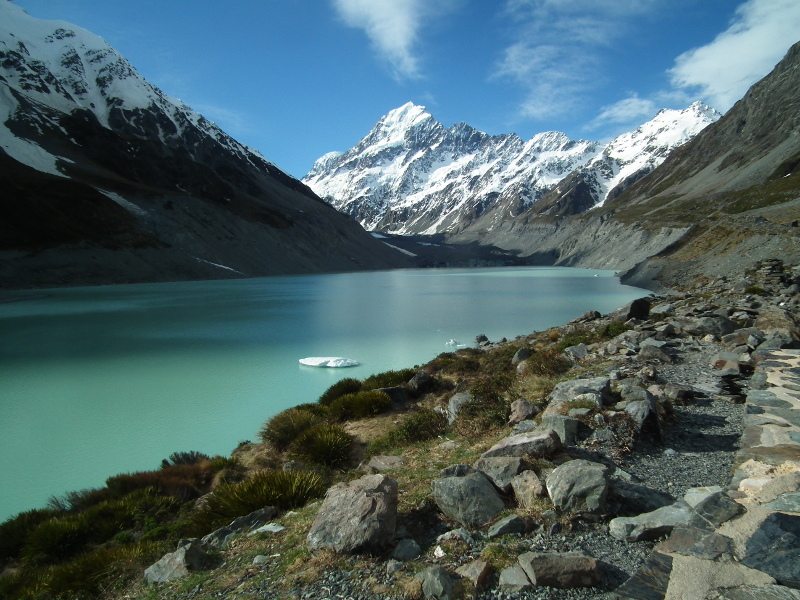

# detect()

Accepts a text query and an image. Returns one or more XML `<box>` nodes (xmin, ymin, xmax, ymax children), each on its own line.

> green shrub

<box><xmin>745</xmin><ymin>285</ymin><xmax>768</xmax><ymax>296</ymax></box>
<box><xmin>318</xmin><ymin>377</ymin><xmax>363</xmax><ymax>406</ymax></box>
<box><xmin>362</xmin><ymin>368</ymin><xmax>416</xmax><ymax>390</ymax></box>
<box><xmin>106</xmin><ymin>463</ymin><xmax>214</xmax><ymax>502</ymax></box>
<box><xmin>368</xmin><ymin>408</ymin><xmax>447</xmax><ymax>454</ymax></box>
<box><xmin>162</xmin><ymin>450</ymin><xmax>211</xmax><ymax>467</ymax></box>
<box><xmin>258</xmin><ymin>407</ymin><xmax>326</xmax><ymax>451</ymax></box>
<box><xmin>525</xmin><ymin>348</ymin><xmax>572</xmax><ymax>376</ymax></box>
<box><xmin>427</xmin><ymin>350</ymin><xmax>481</xmax><ymax>375</ymax></box>
<box><xmin>192</xmin><ymin>470</ymin><xmax>325</xmax><ymax>533</ymax></box>
<box><xmin>289</xmin><ymin>423</ymin><xmax>354</xmax><ymax>468</ymax></box>
<box><xmin>329</xmin><ymin>390</ymin><xmax>393</xmax><ymax>421</ymax></box>
<box><xmin>47</xmin><ymin>486</ymin><xmax>116</xmax><ymax>513</ymax></box>
<box><xmin>22</xmin><ymin>514</ymin><xmax>93</xmax><ymax>565</ymax></box>
<box><xmin>292</xmin><ymin>402</ymin><xmax>330</xmax><ymax>417</ymax></box>
<box><xmin>0</xmin><ymin>508</ymin><xmax>60</xmax><ymax>564</ymax></box>
<box><xmin>454</xmin><ymin>380</ymin><xmax>511</xmax><ymax>437</ymax></box>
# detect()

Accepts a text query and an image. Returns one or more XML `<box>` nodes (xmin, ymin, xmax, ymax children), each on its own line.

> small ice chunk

<box><xmin>299</xmin><ymin>357</ymin><xmax>360</xmax><ymax>368</ymax></box>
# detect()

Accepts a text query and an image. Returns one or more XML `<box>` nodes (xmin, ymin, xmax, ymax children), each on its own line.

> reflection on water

<box><xmin>0</xmin><ymin>267</ymin><xmax>644</xmax><ymax>520</ymax></box>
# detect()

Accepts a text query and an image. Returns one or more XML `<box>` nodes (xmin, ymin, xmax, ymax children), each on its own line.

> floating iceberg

<box><xmin>299</xmin><ymin>357</ymin><xmax>360</xmax><ymax>368</ymax></box>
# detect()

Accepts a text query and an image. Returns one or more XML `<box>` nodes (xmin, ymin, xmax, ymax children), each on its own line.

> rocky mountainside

<box><xmin>450</xmin><ymin>41</ymin><xmax>800</xmax><ymax>290</ymax></box>
<box><xmin>303</xmin><ymin>102</ymin><xmax>718</xmax><ymax>235</ymax></box>
<box><xmin>0</xmin><ymin>1</ymin><xmax>407</xmax><ymax>289</ymax></box>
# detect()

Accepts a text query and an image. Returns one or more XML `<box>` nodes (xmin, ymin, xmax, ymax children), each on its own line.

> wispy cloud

<box><xmin>495</xmin><ymin>0</ymin><xmax>660</xmax><ymax>120</ymax></box>
<box><xmin>332</xmin><ymin>0</ymin><xmax>455</xmax><ymax>80</ymax></box>
<box><xmin>589</xmin><ymin>95</ymin><xmax>657</xmax><ymax>128</ymax></box>
<box><xmin>669</xmin><ymin>0</ymin><xmax>800</xmax><ymax>112</ymax></box>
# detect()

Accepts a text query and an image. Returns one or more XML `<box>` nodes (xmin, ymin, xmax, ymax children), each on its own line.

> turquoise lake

<box><xmin>0</xmin><ymin>267</ymin><xmax>645</xmax><ymax>521</ymax></box>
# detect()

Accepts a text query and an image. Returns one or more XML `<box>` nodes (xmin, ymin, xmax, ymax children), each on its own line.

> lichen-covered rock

<box><xmin>144</xmin><ymin>539</ymin><xmax>218</xmax><ymax>584</ymax></box>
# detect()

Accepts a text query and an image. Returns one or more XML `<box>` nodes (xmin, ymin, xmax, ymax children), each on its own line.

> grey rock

<box><xmin>252</xmin><ymin>554</ymin><xmax>269</xmax><ymax>565</ymax></box>
<box><xmin>417</xmin><ymin>565</ymin><xmax>453</xmax><ymax>600</ymax></box>
<box><xmin>431</xmin><ymin>472</ymin><xmax>505</xmax><ymax>527</ymax></box>
<box><xmin>508</xmin><ymin>398</ymin><xmax>538</xmax><ymax>425</ymax></box>
<box><xmin>455</xmin><ymin>559</ymin><xmax>492</xmax><ymax>589</ymax></box>
<box><xmin>436</xmin><ymin>528</ymin><xmax>476</xmax><ymax>546</ymax></box>
<box><xmin>639</xmin><ymin>344</ymin><xmax>674</xmax><ymax>363</ymax></box>
<box><xmin>481</xmin><ymin>429</ymin><xmax>562</xmax><ymax>458</ymax></box>
<box><xmin>512</xmin><ymin>347</ymin><xmax>532</xmax><ymax>365</ymax></box>
<box><xmin>512</xmin><ymin>419</ymin><xmax>539</xmax><ymax>433</ymax></box>
<box><xmin>408</xmin><ymin>370</ymin><xmax>434</xmax><ymax>395</ymax></box>
<box><xmin>363</xmin><ymin>455</ymin><xmax>404</xmax><ymax>473</ymax></box>
<box><xmin>498</xmin><ymin>564</ymin><xmax>532</xmax><ymax>593</ymax></box>
<box><xmin>307</xmin><ymin>474</ymin><xmax>398</xmax><ymax>554</ymax></box>
<box><xmin>655</xmin><ymin>526</ymin><xmax>734</xmax><ymax>560</ymax></box>
<box><xmin>439</xmin><ymin>464</ymin><xmax>476</xmax><ymax>477</ymax></box>
<box><xmin>546</xmin><ymin>459</ymin><xmax>610</xmax><ymax>514</ymax></box>
<box><xmin>386</xmin><ymin>559</ymin><xmax>405</xmax><ymax>575</ymax></box>
<box><xmin>609</xmin><ymin>479</ymin><xmax>675</xmax><ymax>515</ymax></box>
<box><xmin>692</xmin><ymin>490</ymin><xmax>746</xmax><ymax>527</ymax></box>
<box><xmin>609</xmin><ymin>502</ymin><xmax>694</xmax><ymax>542</ymax></box>
<box><xmin>487</xmin><ymin>514</ymin><xmax>526</xmax><ymax>538</ymax></box>
<box><xmin>625</xmin><ymin>390</ymin><xmax>663</xmax><ymax>443</ymax></box>
<box><xmin>606</xmin><ymin>552</ymin><xmax>673</xmax><ymax>600</ymax></box>
<box><xmin>446</xmin><ymin>392</ymin><xmax>472</xmax><ymax>424</ymax></box>
<box><xmin>764</xmin><ymin>491</ymin><xmax>800</xmax><ymax>513</ymax></box>
<box><xmin>548</xmin><ymin>377</ymin><xmax>613</xmax><ymax>406</ymax></box>
<box><xmin>202</xmin><ymin>506</ymin><xmax>278</xmax><ymax>548</ymax></box>
<box><xmin>392</xmin><ymin>538</ymin><xmax>421</xmax><ymax>560</ymax></box>
<box><xmin>473</xmin><ymin>456</ymin><xmax>526</xmax><ymax>493</ymax></box>
<box><xmin>511</xmin><ymin>470</ymin><xmax>546</xmax><ymax>508</ymax></box>
<box><xmin>248</xmin><ymin>522</ymin><xmax>285</xmax><ymax>536</ymax></box>
<box><xmin>144</xmin><ymin>539</ymin><xmax>218</xmax><ymax>584</ymax></box>
<box><xmin>378</xmin><ymin>386</ymin><xmax>410</xmax><ymax>404</ymax></box>
<box><xmin>540</xmin><ymin>414</ymin><xmax>580</xmax><ymax>446</ymax></box>
<box><xmin>677</xmin><ymin>316</ymin><xmax>739</xmax><ymax>337</ymax></box>
<box><xmin>564</xmin><ymin>343</ymin><xmax>589</xmax><ymax>361</ymax></box>
<box><xmin>742</xmin><ymin>512</ymin><xmax>800</xmax><ymax>588</ymax></box>
<box><xmin>517</xmin><ymin>551</ymin><xmax>602</xmax><ymax>588</ymax></box>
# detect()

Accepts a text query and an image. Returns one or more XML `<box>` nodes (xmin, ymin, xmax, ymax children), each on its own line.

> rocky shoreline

<box><xmin>122</xmin><ymin>260</ymin><xmax>800</xmax><ymax>600</ymax></box>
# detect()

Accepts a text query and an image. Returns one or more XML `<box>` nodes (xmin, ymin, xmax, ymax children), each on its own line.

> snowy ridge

<box><xmin>303</xmin><ymin>102</ymin><xmax>720</xmax><ymax>235</ymax></box>
<box><xmin>0</xmin><ymin>0</ymin><xmax>269</xmax><ymax>173</ymax></box>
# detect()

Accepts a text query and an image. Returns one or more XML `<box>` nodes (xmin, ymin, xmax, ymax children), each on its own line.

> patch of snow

<box><xmin>382</xmin><ymin>242</ymin><xmax>417</xmax><ymax>257</ymax></box>
<box><xmin>99</xmin><ymin>190</ymin><xmax>147</xmax><ymax>215</ymax></box>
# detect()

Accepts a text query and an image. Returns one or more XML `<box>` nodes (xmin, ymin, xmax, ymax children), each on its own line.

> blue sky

<box><xmin>13</xmin><ymin>0</ymin><xmax>800</xmax><ymax>179</ymax></box>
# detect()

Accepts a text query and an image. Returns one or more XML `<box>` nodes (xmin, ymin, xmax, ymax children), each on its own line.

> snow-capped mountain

<box><xmin>0</xmin><ymin>0</ymin><xmax>404</xmax><ymax>288</ymax></box>
<box><xmin>303</xmin><ymin>102</ymin><xmax>720</xmax><ymax>235</ymax></box>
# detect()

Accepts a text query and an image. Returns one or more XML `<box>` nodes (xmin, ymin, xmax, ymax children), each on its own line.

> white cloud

<box><xmin>332</xmin><ymin>0</ymin><xmax>454</xmax><ymax>80</ymax></box>
<box><xmin>590</xmin><ymin>95</ymin><xmax>657</xmax><ymax>128</ymax></box>
<box><xmin>495</xmin><ymin>0</ymin><xmax>661</xmax><ymax>120</ymax></box>
<box><xmin>669</xmin><ymin>0</ymin><xmax>800</xmax><ymax>112</ymax></box>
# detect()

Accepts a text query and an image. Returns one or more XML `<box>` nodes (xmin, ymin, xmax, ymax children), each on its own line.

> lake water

<box><xmin>0</xmin><ymin>267</ymin><xmax>644</xmax><ymax>521</ymax></box>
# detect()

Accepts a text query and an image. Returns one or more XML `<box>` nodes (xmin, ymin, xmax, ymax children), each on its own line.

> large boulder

<box><xmin>431</xmin><ymin>470</ymin><xmax>505</xmax><ymax>527</ymax></box>
<box><xmin>481</xmin><ymin>429</ymin><xmax>562</xmax><ymax>459</ymax></box>
<box><xmin>546</xmin><ymin>460</ymin><xmax>610</xmax><ymax>515</ymax></box>
<box><xmin>144</xmin><ymin>539</ymin><xmax>218</xmax><ymax>584</ymax></box>
<box><xmin>540</xmin><ymin>414</ymin><xmax>580</xmax><ymax>446</ymax></box>
<box><xmin>508</xmin><ymin>398</ymin><xmax>538</xmax><ymax>425</ymax></box>
<box><xmin>307</xmin><ymin>474</ymin><xmax>398</xmax><ymax>554</ymax></box>
<box><xmin>446</xmin><ymin>393</ymin><xmax>472</xmax><ymax>424</ymax></box>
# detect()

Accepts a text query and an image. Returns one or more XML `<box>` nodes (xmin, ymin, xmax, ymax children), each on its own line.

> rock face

<box><xmin>306</xmin><ymin>474</ymin><xmax>398</xmax><ymax>554</ymax></box>
<box><xmin>431</xmin><ymin>470</ymin><xmax>505</xmax><ymax>527</ymax></box>
<box><xmin>0</xmin><ymin>2</ymin><xmax>406</xmax><ymax>289</ymax></box>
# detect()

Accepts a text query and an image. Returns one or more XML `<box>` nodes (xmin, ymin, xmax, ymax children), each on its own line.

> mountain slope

<box><xmin>461</xmin><ymin>41</ymin><xmax>800</xmax><ymax>289</ymax></box>
<box><xmin>303</xmin><ymin>102</ymin><xmax>718</xmax><ymax>235</ymax></box>
<box><xmin>0</xmin><ymin>1</ymin><xmax>407</xmax><ymax>289</ymax></box>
